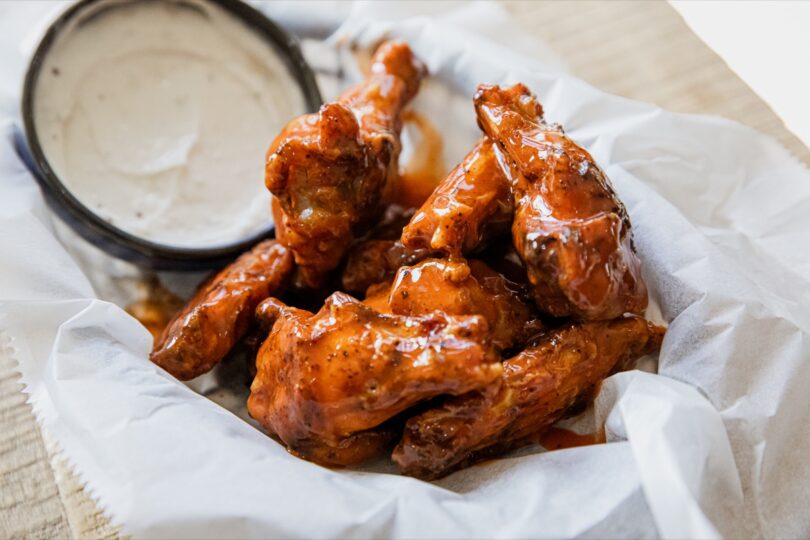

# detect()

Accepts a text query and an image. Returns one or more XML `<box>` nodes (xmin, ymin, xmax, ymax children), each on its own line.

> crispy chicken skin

<box><xmin>393</xmin><ymin>316</ymin><xmax>665</xmax><ymax>479</ymax></box>
<box><xmin>475</xmin><ymin>84</ymin><xmax>648</xmax><ymax>319</ymax></box>
<box><xmin>401</xmin><ymin>138</ymin><xmax>513</xmax><ymax>256</ymax></box>
<box><xmin>374</xmin><ymin>258</ymin><xmax>543</xmax><ymax>352</ymax></box>
<box><xmin>150</xmin><ymin>240</ymin><xmax>294</xmax><ymax>380</ymax></box>
<box><xmin>248</xmin><ymin>292</ymin><xmax>503</xmax><ymax>466</ymax></box>
<box><xmin>266</xmin><ymin>41</ymin><xmax>426</xmax><ymax>287</ymax></box>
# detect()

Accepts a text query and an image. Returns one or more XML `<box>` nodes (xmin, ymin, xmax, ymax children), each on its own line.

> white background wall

<box><xmin>671</xmin><ymin>1</ymin><xmax>810</xmax><ymax>151</ymax></box>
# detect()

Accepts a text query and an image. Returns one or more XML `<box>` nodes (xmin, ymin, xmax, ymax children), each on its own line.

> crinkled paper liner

<box><xmin>5</xmin><ymin>2</ymin><xmax>810</xmax><ymax>539</ymax></box>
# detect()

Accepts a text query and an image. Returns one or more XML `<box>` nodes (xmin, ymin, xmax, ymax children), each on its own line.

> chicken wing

<box><xmin>393</xmin><ymin>316</ymin><xmax>665</xmax><ymax>479</ymax></box>
<box><xmin>401</xmin><ymin>138</ymin><xmax>513</xmax><ymax>256</ymax></box>
<box><xmin>475</xmin><ymin>84</ymin><xmax>648</xmax><ymax>319</ymax></box>
<box><xmin>150</xmin><ymin>240</ymin><xmax>293</xmax><ymax>380</ymax></box>
<box><xmin>248</xmin><ymin>292</ymin><xmax>502</xmax><ymax>466</ymax></box>
<box><xmin>266</xmin><ymin>41</ymin><xmax>426</xmax><ymax>287</ymax></box>
<box><xmin>375</xmin><ymin>258</ymin><xmax>543</xmax><ymax>352</ymax></box>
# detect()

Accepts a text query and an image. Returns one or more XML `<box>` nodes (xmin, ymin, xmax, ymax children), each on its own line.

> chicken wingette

<box><xmin>393</xmin><ymin>316</ymin><xmax>665</xmax><ymax>479</ymax></box>
<box><xmin>150</xmin><ymin>240</ymin><xmax>293</xmax><ymax>380</ymax></box>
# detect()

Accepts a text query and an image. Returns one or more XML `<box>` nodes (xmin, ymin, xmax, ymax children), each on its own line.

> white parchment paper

<box><xmin>2</xmin><ymin>2</ymin><xmax>809</xmax><ymax>538</ymax></box>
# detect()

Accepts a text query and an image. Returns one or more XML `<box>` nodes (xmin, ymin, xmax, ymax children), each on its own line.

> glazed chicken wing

<box><xmin>266</xmin><ymin>41</ymin><xmax>426</xmax><ymax>287</ymax></box>
<box><xmin>401</xmin><ymin>138</ymin><xmax>513</xmax><ymax>256</ymax></box>
<box><xmin>393</xmin><ymin>316</ymin><xmax>665</xmax><ymax>479</ymax></box>
<box><xmin>150</xmin><ymin>240</ymin><xmax>293</xmax><ymax>380</ymax></box>
<box><xmin>373</xmin><ymin>258</ymin><xmax>543</xmax><ymax>352</ymax></box>
<box><xmin>248</xmin><ymin>292</ymin><xmax>502</xmax><ymax>466</ymax></box>
<box><xmin>475</xmin><ymin>84</ymin><xmax>648</xmax><ymax>319</ymax></box>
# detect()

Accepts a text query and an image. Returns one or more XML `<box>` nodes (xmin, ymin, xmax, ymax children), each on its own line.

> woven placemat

<box><xmin>1</xmin><ymin>2</ymin><xmax>807</xmax><ymax>538</ymax></box>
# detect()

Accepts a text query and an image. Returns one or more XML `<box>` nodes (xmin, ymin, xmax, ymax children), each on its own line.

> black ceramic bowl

<box><xmin>19</xmin><ymin>0</ymin><xmax>321</xmax><ymax>271</ymax></box>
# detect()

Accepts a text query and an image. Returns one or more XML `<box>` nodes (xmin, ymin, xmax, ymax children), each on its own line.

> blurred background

<box><xmin>506</xmin><ymin>0</ymin><xmax>810</xmax><ymax>165</ymax></box>
<box><xmin>672</xmin><ymin>1</ymin><xmax>810</xmax><ymax>155</ymax></box>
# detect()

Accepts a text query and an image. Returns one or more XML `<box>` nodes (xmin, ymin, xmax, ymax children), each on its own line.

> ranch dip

<box><xmin>33</xmin><ymin>0</ymin><xmax>307</xmax><ymax>247</ymax></box>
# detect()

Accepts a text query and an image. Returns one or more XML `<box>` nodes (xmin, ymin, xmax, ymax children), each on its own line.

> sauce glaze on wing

<box><xmin>475</xmin><ymin>83</ymin><xmax>648</xmax><ymax>319</ymax></box>
<box><xmin>401</xmin><ymin>138</ymin><xmax>514</xmax><ymax>256</ymax></box>
<box><xmin>150</xmin><ymin>240</ymin><xmax>293</xmax><ymax>380</ymax></box>
<box><xmin>265</xmin><ymin>41</ymin><xmax>426</xmax><ymax>288</ymax></box>
<box><xmin>340</xmin><ymin>204</ymin><xmax>431</xmax><ymax>296</ymax></box>
<box><xmin>393</xmin><ymin>316</ymin><xmax>665</xmax><ymax>479</ymax></box>
<box><xmin>379</xmin><ymin>258</ymin><xmax>543</xmax><ymax>352</ymax></box>
<box><xmin>248</xmin><ymin>292</ymin><xmax>502</xmax><ymax>466</ymax></box>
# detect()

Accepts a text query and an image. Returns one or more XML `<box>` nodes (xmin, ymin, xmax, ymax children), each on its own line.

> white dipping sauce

<box><xmin>34</xmin><ymin>0</ymin><xmax>307</xmax><ymax>247</ymax></box>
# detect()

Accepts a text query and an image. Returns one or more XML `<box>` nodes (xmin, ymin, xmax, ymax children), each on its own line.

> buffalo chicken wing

<box><xmin>248</xmin><ymin>292</ymin><xmax>502</xmax><ymax>466</ymax></box>
<box><xmin>150</xmin><ymin>240</ymin><xmax>293</xmax><ymax>380</ymax></box>
<box><xmin>153</xmin><ymin>64</ymin><xmax>666</xmax><ymax>480</ymax></box>
<box><xmin>475</xmin><ymin>84</ymin><xmax>648</xmax><ymax>319</ymax></box>
<box><xmin>266</xmin><ymin>41</ymin><xmax>426</xmax><ymax>287</ymax></box>
<box><xmin>393</xmin><ymin>316</ymin><xmax>665</xmax><ymax>479</ymax></box>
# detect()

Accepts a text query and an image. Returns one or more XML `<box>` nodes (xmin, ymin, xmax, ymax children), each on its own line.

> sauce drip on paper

<box><xmin>537</xmin><ymin>426</ymin><xmax>606</xmax><ymax>451</ymax></box>
<box><xmin>126</xmin><ymin>276</ymin><xmax>184</xmax><ymax>341</ymax></box>
<box><xmin>350</xmin><ymin>43</ymin><xmax>445</xmax><ymax>208</ymax></box>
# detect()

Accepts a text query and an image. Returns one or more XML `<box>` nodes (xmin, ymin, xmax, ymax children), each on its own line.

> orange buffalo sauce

<box><xmin>126</xmin><ymin>276</ymin><xmax>184</xmax><ymax>342</ymax></box>
<box><xmin>396</xmin><ymin>110</ymin><xmax>446</xmax><ymax>208</ymax></box>
<box><xmin>537</xmin><ymin>426</ymin><xmax>606</xmax><ymax>451</ymax></box>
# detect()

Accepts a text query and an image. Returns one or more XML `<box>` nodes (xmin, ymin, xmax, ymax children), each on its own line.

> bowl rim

<box><xmin>20</xmin><ymin>0</ymin><xmax>322</xmax><ymax>271</ymax></box>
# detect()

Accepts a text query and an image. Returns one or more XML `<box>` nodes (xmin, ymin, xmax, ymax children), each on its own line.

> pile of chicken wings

<box><xmin>150</xmin><ymin>41</ymin><xmax>665</xmax><ymax>480</ymax></box>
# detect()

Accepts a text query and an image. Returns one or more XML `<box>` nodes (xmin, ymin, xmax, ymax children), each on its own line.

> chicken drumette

<box><xmin>247</xmin><ymin>292</ymin><xmax>502</xmax><ymax>466</ymax></box>
<box><xmin>150</xmin><ymin>240</ymin><xmax>293</xmax><ymax>380</ymax></box>
<box><xmin>266</xmin><ymin>41</ymin><xmax>426</xmax><ymax>288</ymax></box>
<box><xmin>393</xmin><ymin>316</ymin><xmax>665</xmax><ymax>479</ymax></box>
<box><xmin>475</xmin><ymin>84</ymin><xmax>648</xmax><ymax>320</ymax></box>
